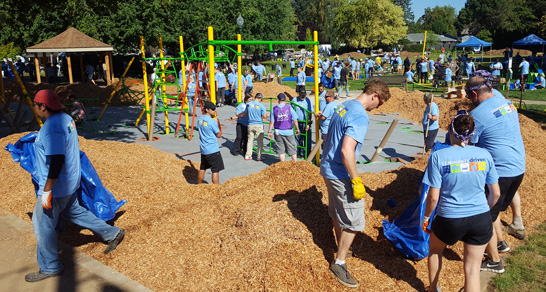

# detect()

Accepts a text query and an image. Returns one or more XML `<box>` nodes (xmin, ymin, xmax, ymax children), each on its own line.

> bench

<box><xmin>365</xmin><ymin>75</ymin><xmax>412</xmax><ymax>92</ymax></box>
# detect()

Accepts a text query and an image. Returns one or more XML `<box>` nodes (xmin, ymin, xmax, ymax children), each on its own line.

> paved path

<box><xmin>0</xmin><ymin>209</ymin><xmax>153</xmax><ymax>292</ymax></box>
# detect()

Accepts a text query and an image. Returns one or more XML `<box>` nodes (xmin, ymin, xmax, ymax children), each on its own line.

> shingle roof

<box><xmin>27</xmin><ymin>27</ymin><xmax>113</xmax><ymax>53</ymax></box>
<box><xmin>405</xmin><ymin>33</ymin><xmax>458</xmax><ymax>43</ymax></box>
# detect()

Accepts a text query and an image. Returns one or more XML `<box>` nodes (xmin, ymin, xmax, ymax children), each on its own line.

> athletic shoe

<box><xmin>498</xmin><ymin>241</ymin><xmax>511</xmax><ymax>253</ymax></box>
<box><xmin>505</xmin><ymin>224</ymin><xmax>526</xmax><ymax>240</ymax></box>
<box><xmin>230</xmin><ymin>150</ymin><xmax>238</xmax><ymax>156</ymax></box>
<box><xmin>329</xmin><ymin>262</ymin><xmax>358</xmax><ymax>288</ymax></box>
<box><xmin>244</xmin><ymin>156</ymin><xmax>252</xmax><ymax>160</ymax></box>
<box><xmin>256</xmin><ymin>157</ymin><xmax>264</xmax><ymax>161</ymax></box>
<box><xmin>25</xmin><ymin>270</ymin><xmax>63</xmax><ymax>282</ymax></box>
<box><xmin>480</xmin><ymin>258</ymin><xmax>505</xmax><ymax>273</ymax></box>
<box><xmin>104</xmin><ymin>229</ymin><xmax>125</xmax><ymax>254</ymax></box>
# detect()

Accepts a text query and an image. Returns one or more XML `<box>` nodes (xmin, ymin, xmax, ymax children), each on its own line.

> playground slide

<box><xmin>5</xmin><ymin>132</ymin><xmax>126</xmax><ymax>221</ymax></box>
<box><xmin>382</xmin><ymin>142</ymin><xmax>450</xmax><ymax>260</ymax></box>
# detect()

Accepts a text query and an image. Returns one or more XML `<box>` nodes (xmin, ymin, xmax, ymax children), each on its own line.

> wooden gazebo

<box><xmin>26</xmin><ymin>27</ymin><xmax>115</xmax><ymax>85</ymax></box>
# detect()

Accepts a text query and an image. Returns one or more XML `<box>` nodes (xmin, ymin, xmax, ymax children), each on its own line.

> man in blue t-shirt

<box><xmin>255</xmin><ymin>61</ymin><xmax>266</xmax><ymax>81</ymax></box>
<box><xmin>317</xmin><ymin>91</ymin><xmax>338</xmax><ymax>141</ymax></box>
<box><xmin>232</xmin><ymin>94</ymin><xmax>253</xmax><ymax>155</ymax></box>
<box><xmin>276</xmin><ymin>63</ymin><xmax>282</xmax><ymax>85</ymax></box>
<box><xmin>267</xmin><ymin>93</ymin><xmax>299</xmax><ymax>161</ymax></box>
<box><xmin>406</xmin><ymin>69</ymin><xmax>415</xmax><ymax>83</ymax></box>
<box><xmin>289</xmin><ymin>59</ymin><xmax>296</xmax><ymax>76</ymax></box>
<box><xmin>215</xmin><ymin>67</ymin><xmax>226</xmax><ymax>106</ymax></box>
<box><xmin>332</xmin><ymin>63</ymin><xmax>342</xmax><ymax>97</ymax></box>
<box><xmin>465</xmin><ymin>58</ymin><xmax>475</xmax><ymax>77</ymax></box>
<box><xmin>198</xmin><ymin>101</ymin><xmax>224</xmax><ymax>184</ymax></box>
<box><xmin>519</xmin><ymin>58</ymin><xmax>530</xmax><ymax>90</ymax></box>
<box><xmin>292</xmin><ymin>87</ymin><xmax>314</xmax><ymax>158</ymax></box>
<box><xmin>245</xmin><ymin>93</ymin><xmax>267</xmax><ymax>161</ymax></box>
<box><xmin>27</xmin><ymin>90</ymin><xmax>124</xmax><ymax>282</ymax></box>
<box><xmin>317</xmin><ymin>83</ymin><xmax>327</xmax><ymax>112</ymax></box>
<box><xmin>296</xmin><ymin>66</ymin><xmax>306</xmax><ymax>93</ymax></box>
<box><xmin>444</xmin><ymin>67</ymin><xmax>453</xmax><ymax>88</ymax></box>
<box><xmin>422</xmin><ymin>93</ymin><xmax>439</xmax><ymax>152</ymax></box>
<box><xmin>534</xmin><ymin>73</ymin><xmax>545</xmax><ymax>89</ymax></box>
<box><xmin>420</xmin><ymin>59</ymin><xmax>428</xmax><ymax>83</ymax></box>
<box><xmin>466</xmin><ymin>73</ymin><xmax>526</xmax><ymax>273</ymax></box>
<box><xmin>243</xmin><ymin>69</ymin><xmax>253</xmax><ymax>95</ymax></box>
<box><xmin>320</xmin><ymin>80</ymin><xmax>391</xmax><ymax>288</ymax></box>
<box><xmin>490</xmin><ymin>60</ymin><xmax>503</xmax><ymax>77</ymax></box>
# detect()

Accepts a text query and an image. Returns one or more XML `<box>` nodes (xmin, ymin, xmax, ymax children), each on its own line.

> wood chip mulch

<box><xmin>1</xmin><ymin>87</ymin><xmax>545</xmax><ymax>291</ymax></box>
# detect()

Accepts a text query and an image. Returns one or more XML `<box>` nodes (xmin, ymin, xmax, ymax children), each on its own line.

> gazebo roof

<box><xmin>27</xmin><ymin>27</ymin><xmax>113</xmax><ymax>53</ymax></box>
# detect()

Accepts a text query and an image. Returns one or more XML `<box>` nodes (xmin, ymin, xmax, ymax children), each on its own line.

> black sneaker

<box><xmin>498</xmin><ymin>241</ymin><xmax>511</xmax><ymax>253</ymax></box>
<box><xmin>329</xmin><ymin>262</ymin><xmax>358</xmax><ymax>288</ymax></box>
<box><xmin>480</xmin><ymin>258</ymin><xmax>505</xmax><ymax>273</ymax></box>
<box><xmin>104</xmin><ymin>229</ymin><xmax>125</xmax><ymax>254</ymax></box>
<box><xmin>25</xmin><ymin>270</ymin><xmax>63</xmax><ymax>282</ymax></box>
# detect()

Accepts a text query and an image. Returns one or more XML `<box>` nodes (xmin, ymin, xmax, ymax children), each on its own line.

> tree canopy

<box><xmin>333</xmin><ymin>0</ymin><xmax>407</xmax><ymax>48</ymax></box>
<box><xmin>417</xmin><ymin>6</ymin><xmax>457</xmax><ymax>35</ymax></box>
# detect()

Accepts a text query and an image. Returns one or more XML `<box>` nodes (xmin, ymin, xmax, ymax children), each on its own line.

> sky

<box><xmin>410</xmin><ymin>0</ymin><xmax>466</xmax><ymax>20</ymax></box>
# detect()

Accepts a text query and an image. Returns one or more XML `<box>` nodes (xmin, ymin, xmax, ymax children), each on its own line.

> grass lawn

<box><xmin>493</xmin><ymin>221</ymin><xmax>546</xmax><ymax>291</ymax></box>
<box><xmin>507</xmin><ymin>89</ymin><xmax>546</xmax><ymax>101</ymax></box>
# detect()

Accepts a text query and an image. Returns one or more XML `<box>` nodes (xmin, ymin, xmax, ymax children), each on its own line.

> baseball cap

<box><xmin>298</xmin><ymin>87</ymin><xmax>307</xmax><ymax>93</ymax></box>
<box><xmin>34</xmin><ymin>89</ymin><xmax>65</xmax><ymax>111</ymax></box>
<box><xmin>255</xmin><ymin>93</ymin><xmax>263</xmax><ymax>99</ymax></box>
<box><xmin>277</xmin><ymin>93</ymin><xmax>286</xmax><ymax>101</ymax></box>
<box><xmin>203</xmin><ymin>101</ymin><xmax>216</xmax><ymax>111</ymax></box>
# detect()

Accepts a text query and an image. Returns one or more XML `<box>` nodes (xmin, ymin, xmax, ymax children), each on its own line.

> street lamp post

<box><xmin>237</xmin><ymin>14</ymin><xmax>244</xmax><ymax>35</ymax></box>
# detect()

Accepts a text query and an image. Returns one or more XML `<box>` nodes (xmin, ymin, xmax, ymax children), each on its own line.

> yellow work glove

<box><xmin>351</xmin><ymin>177</ymin><xmax>366</xmax><ymax>200</ymax></box>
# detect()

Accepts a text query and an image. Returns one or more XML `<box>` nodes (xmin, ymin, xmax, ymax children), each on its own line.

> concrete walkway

<box><xmin>0</xmin><ymin>209</ymin><xmax>153</xmax><ymax>292</ymax></box>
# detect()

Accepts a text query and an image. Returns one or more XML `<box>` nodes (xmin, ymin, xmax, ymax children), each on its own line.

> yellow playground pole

<box><xmin>237</xmin><ymin>34</ymin><xmax>242</xmax><ymax>103</ymax></box>
<box><xmin>99</xmin><ymin>57</ymin><xmax>135</xmax><ymax>120</ymax></box>
<box><xmin>140</xmin><ymin>36</ymin><xmax>151</xmax><ymax>133</ymax></box>
<box><xmin>208</xmin><ymin>26</ymin><xmax>216</xmax><ymax>104</ymax></box>
<box><xmin>180</xmin><ymin>35</ymin><xmax>189</xmax><ymax>134</ymax></box>
<box><xmin>313</xmin><ymin>31</ymin><xmax>320</xmax><ymax>165</ymax></box>
<box><xmin>159</xmin><ymin>37</ymin><xmax>169</xmax><ymax>134</ymax></box>
<box><xmin>422</xmin><ymin>30</ymin><xmax>427</xmax><ymax>58</ymax></box>
<box><xmin>8</xmin><ymin>61</ymin><xmax>42</xmax><ymax>127</ymax></box>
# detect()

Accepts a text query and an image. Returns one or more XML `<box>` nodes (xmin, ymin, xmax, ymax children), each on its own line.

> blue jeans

<box><xmin>32</xmin><ymin>192</ymin><xmax>121</xmax><ymax>273</ymax></box>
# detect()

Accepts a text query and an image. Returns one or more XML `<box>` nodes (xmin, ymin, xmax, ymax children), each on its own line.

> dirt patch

<box><xmin>1</xmin><ymin>88</ymin><xmax>545</xmax><ymax>291</ymax></box>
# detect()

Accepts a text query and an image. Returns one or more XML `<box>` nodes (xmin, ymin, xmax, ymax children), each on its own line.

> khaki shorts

<box><xmin>274</xmin><ymin>134</ymin><xmax>297</xmax><ymax>155</ymax></box>
<box><xmin>324</xmin><ymin>177</ymin><xmax>365</xmax><ymax>232</ymax></box>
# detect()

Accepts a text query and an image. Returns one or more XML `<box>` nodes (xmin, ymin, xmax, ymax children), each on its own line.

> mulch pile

<box><xmin>253</xmin><ymin>82</ymin><xmax>297</xmax><ymax>99</ymax></box>
<box><xmin>1</xmin><ymin>87</ymin><xmax>546</xmax><ymax>291</ymax></box>
<box><xmin>337</xmin><ymin>52</ymin><xmax>368</xmax><ymax>59</ymax></box>
<box><xmin>489</xmin><ymin>49</ymin><xmax>532</xmax><ymax>56</ymax></box>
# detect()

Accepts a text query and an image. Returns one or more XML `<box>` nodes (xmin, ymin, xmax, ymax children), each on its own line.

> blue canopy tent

<box><xmin>512</xmin><ymin>34</ymin><xmax>546</xmax><ymax>69</ymax></box>
<box><xmin>456</xmin><ymin>36</ymin><xmax>493</xmax><ymax>62</ymax></box>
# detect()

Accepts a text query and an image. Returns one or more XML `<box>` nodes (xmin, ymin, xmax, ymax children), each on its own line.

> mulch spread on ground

<box><xmin>1</xmin><ymin>87</ymin><xmax>545</xmax><ymax>291</ymax></box>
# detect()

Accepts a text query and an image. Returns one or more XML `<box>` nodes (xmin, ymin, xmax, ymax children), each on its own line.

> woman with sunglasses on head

<box><xmin>422</xmin><ymin>113</ymin><xmax>501</xmax><ymax>292</ymax></box>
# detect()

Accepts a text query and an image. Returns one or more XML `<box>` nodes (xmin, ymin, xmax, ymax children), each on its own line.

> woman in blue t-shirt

<box><xmin>422</xmin><ymin>114</ymin><xmax>501</xmax><ymax>292</ymax></box>
<box><xmin>422</xmin><ymin>93</ymin><xmax>439</xmax><ymax>153</ymax></box>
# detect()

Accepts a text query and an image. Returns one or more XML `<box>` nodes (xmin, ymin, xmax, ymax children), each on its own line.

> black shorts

<box><xmin>200</xmin><ymin>152</ymin><xmax>224</xmax><ymax>173</ymax></box>
<box><xmin>432</xmin><ymin>212</ymin><xmax>492</xmax><ymax>246</ymax></box>
<box><xmin>486</xmin><ymin>173</ymin><xmax>524</xmax><ymax>221</ymax></box>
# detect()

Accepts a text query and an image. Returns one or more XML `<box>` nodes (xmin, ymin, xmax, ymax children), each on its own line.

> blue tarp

<box><xmin>5</xmin><ymin>132</ymin><xmax>126</xmax><ymax>221</ymax></box>
<box><xmin>382</xmin><ymin>141</ymin><xmax>450</xmax><ymax>260</ymax></box>
<box><xmin>513</xmin><ymin>34</ymin><xmax>546</xmax><ymax>47</ymax></box>
<box><xmin>456</xmin><ymin>36</ymin><xmax>492</xmax><ymax>48</ymax></box>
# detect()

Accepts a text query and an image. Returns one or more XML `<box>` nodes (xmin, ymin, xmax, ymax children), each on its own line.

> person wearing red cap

<box><xmin>25</xmin><ymin>89</ymin><xmax>124</xmax><ymax>282</ymax></box>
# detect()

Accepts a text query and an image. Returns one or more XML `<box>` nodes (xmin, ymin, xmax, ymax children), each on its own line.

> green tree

<box><xmin>0</xmin><ymin>42</ymin><xmax>22</xmax><ymax>59</ymax></box>
<box><xmin>476</xmin><ymin>29</ymin><xmax>493</xmax><ymax>43</ymax></box>
<box><xmin>391</xmin><ymin>0</ymin><xmax>414</xmax><ymax>25</ymax></box>
<box><xmin>292</xmin><ymin>0</ymin><xmax>347</xmax><ymax>42</ymax></box>
<box><xmin>305</xmin><ymin>28</ymin><xmax>313</xmax><ymax>51</ymax></box>
<box><xmin>417</xmin><ymin>6</ymin><xmax>457</xmax><ymax>35</ymax></box>
<box><xmin>333</xmin><ymin>0</ymin><xmax>407</xmax><ymax>48</ymax></box>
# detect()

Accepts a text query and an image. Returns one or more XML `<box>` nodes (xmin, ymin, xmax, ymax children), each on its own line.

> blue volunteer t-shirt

<box><xmin>406</xmin><ymin>71</ymin><xmax>414</xmax><ymax>82</ymax></box>
<box><xmin>297</xmin><ymin>71</ymin><xmax>306</xmax><ymax>85</ymax></box>
<box><xmin>470</xmin><ymin>95</ymin><xmax>526</xmax><ymax>177</ymax></box>
<box><xmin>320</xmin><ymin>99</ymin><xmax>369</xmax><ymax>179</ymax></box>
<box><xmin>423</xmin><ymin>146</ymin><xmax>499</xmax><ymax>218</ymax></box>
<box><xmin>187</xmin><ymin>82</ymin><xmax>196</xmax><ymax>97</ymax></box>
<box><xmin>538</xmin><ymin>76</ymin><xmax>546</xmax><ymax>86</ymax></box>
<box><xmin>227</xmin><ymin>72</ymin><xmax>236</xmax><ymax>87</ymax></box>
<box><xmin>428</xmin><ymin>60</ymin><xmax>434</xmax><ymax>71</ymax></box>
<box><xmin>255</xmin><ymin>65</ymin><xmax>265</xmax><ymax>75</ymax></box>
<box><xmin>520</xmin><ymin>61</ymin><xmax>529</xmax><ymax>75</ymax></box>
<box><xmin>245</xmin><ymin>74</ymin><xmax>253</xmax><ymax>87</ymax></box>
<box><xmin>320</xmin><ymin>101</ymin><xmax>338</xmax><ymax>135</ymax></box>
<box><xmin>465</xmin><ymin>62</ymin><xmax>474</xmax><ymax>74</ymax></box>
<box><xmin>318</xmin><ymin>90</ymin><xmax>326</xmax><ymax>112</ymax></box>
<box><xmin>198</xmin><ymin>115</ymin><xmax>220</xmax><ymax>155</ymax></box>
<box><xmin>246</xmin><ymin>100</ymin><xmax>266</xmax><ymax>125</ymax></box>
<box><xmin>293</xmin><ymin>97</ymin><xmax>313</xmax><ymax>121</ymax></box>
<box><xmin>236</xmin><ymin>102</ymin><xmax>249</xmax><ymax>126</ymax></box>
<box><xmin>35</xmin><ymin>113</ymin><xmax>81</xmax><ymax>198</ymax></box>
<box><xmin>290</xmin><ymin>60</ymin><xmax>295</xmax><ymax>68</ymax></box>
<box><xmin>420</xmin><ymin>62</ymin><xmax>428</xmax><ymax>73</ymax></box>
<box><xmin>269</xmin><ymin>104</ymin><xmax>297</xmax><ymax>136</ymax></box>
<box><xmin>333</xmin><ymin>66</ymin><xmax>341</xmax><ymax>79</ymax></box>
<box><xmin>422</xmin><ymin>102</ymin><xmax>439</xmax><ymax>131</ymax></box>
<box><xmin>445</xmin><ymin>68</ymin><xmax>452</xmax><ymax>82</ymax></box>
<box><xmin>490</xmin><ymin>63</ymin><xmax>502</xmax><ymax>76</ymax></box>
<box><xmin>215</xmin><ymin>72</ymin><xmax>226</xmax><ymax>88</ymax></box>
